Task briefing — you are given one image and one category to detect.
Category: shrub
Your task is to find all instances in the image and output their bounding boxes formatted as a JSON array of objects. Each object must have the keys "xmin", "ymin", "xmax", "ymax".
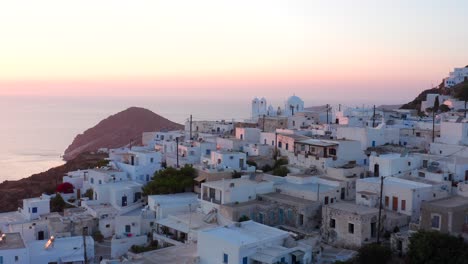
[
  {"xmin": 355, "ymin": 243, "xmax": 392, "ymax": 264},
  {"xmin": 93, "ymin": 231, "xmax": 104, "ymax": 243},
  {"xmin": 84, "ymin": 188, "xmax": 94, "ymax": 200},
  {"xmin": 261, "ymin": 164, "xmax": 273, "ymax": 172},
  {"xmin": 246, "ymin": 160, "xmax": 257, "ymax": 167},
  {"xmin": 238, "ymin": 215, "xmax": 250, "ymax": 222},
  {"xmin": 272, "ymin": 166, "xmax": 289, "ymax": 177}
]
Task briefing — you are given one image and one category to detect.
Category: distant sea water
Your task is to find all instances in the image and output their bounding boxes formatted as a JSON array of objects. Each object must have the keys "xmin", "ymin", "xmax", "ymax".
[{"xmin": 0, "ymin": 96, "xmax": 251, "ymax": 182}]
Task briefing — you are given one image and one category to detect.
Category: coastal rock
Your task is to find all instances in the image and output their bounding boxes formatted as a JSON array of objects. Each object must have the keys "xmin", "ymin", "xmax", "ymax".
[{"xmin": 63, "ymin": 107, "xmax": 183, "ymax": 161}]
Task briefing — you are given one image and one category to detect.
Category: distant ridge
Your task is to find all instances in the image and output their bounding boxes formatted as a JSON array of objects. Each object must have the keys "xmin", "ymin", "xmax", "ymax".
[{"xmin": 63, "ymin": 107, "xmax": 183, "ymax": 161}]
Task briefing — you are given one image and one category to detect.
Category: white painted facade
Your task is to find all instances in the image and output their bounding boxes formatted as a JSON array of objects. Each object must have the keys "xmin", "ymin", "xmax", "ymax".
[
  {"xmin": 356, "ymin": 177, "xmax": 451, "ymax": 221},
  {"xmin": 197, "ymin": 221, "xmax": 300, "ymax": 264},
  {"xmin": 200, "ymin": 177, "xmax": 274, "ymax": 213},
  {"xmin": 19, "ymin": 195, "xmax": 51, "ymax": 221},
  {"xmin": 368, "ymin": 153, "xmax": 421, "ymax": 178},
  {"xmin": 444, "ymin": 66, "xmax": 468, "ymax": 87},
  {"xmin": 236, "ymin": 127, "xmax": 261, "ymax": 143},
  {"xmin": 110, "ymin": 147, "xmax": 162, "ymax": 182},
  {"xmin": 148, "ymin": 193, "xmax": 199, "ymax": 221},
  {"xmin": 336, "ymin": 125, "xmax": 400, "ymax": 150}
]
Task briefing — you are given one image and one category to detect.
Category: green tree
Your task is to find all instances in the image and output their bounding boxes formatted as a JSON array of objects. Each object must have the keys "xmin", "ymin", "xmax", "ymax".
[
  {"xmin": 439, "ymin": 104, "xmax": 451, "ymax": 112},
  {"xmin": 238, "ymin": 215, "xmax": 250, "ymax": 222},
  {"xmin": 232, "ymin": 170, "xmax": 242, "ymax": 179},
  {"xmin": 354, "ymin": 244, "xmax": 392, "ymax": 264},
  {"xmin": 50, "ymin": 193, "xmax": 67, "ymax": 212},
  {"xmin": 454, "ymin": 81, "xmax": 468, "ymax": 118},
  {"xmin": 84, "ymin": 188, "xmax": 94, "ymax": 200},
  {"xmin": 272, "ymin": 166, "xmax": 289, "ymax": 177},
  {"xmin": 142, "ymin": 165, "xmax": 197, "ymax": 195},
  {"xmin": 407, "ymin": 230, "xmax": 468, "ymax": 264}
]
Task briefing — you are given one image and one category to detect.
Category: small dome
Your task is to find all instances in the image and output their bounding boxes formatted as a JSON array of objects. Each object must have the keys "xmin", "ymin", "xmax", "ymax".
[{"xmin": 287, "ymin": 95, "xmax": 302, "ymax": 102}]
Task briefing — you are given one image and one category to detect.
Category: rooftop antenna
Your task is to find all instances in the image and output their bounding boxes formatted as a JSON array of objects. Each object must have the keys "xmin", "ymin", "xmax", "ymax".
[
  {"xmin": 372, "ymin": 105, "xmax": 376, "ymax": 128},
  {"xmin": 189, "ymin": 115, "xmax": 193, "ymax": 140}
]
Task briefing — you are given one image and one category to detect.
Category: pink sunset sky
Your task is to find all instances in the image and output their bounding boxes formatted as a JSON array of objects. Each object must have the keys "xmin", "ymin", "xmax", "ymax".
[{"xmin": 0, "ymin": 0, "xmax": 467, "ymax": 103}]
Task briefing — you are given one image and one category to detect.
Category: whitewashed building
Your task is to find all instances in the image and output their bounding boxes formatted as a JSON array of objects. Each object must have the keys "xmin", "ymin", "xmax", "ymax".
[
  {"xmin": 444, "ymin": 66, "xmax": 468, "ymax": 87},
  {"xmin": 197, "ymin": 221, "xmax": 313, "ymax": 264},
  {"xmin": 356, "ymin": 176, "xmax": 452, "ymax": 221}
]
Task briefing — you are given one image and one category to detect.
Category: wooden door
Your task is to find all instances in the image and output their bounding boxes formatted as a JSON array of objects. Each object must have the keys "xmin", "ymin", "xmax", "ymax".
[{"xmin": 392, "ymin": 196, "xmax": 398, "ymax": 211}]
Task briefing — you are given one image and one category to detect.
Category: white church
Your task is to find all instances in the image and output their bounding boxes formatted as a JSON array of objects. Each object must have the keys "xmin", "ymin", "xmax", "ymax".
[{"xmin": 251, "ymin": 95, "xmax": 305, "ymax": 120}]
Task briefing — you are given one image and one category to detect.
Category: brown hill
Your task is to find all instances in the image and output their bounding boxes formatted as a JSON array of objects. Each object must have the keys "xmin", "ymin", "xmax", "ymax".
[
  {"xmin": 63, "ymin": 107, "xmax": 183, "ymax": 161},
  {"xmin": 0, "ymin": 152, "xmax": 107, "ymax": 212}
]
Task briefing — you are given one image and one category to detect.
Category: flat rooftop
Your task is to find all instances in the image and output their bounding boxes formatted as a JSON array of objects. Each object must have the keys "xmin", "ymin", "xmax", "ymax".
[
  {"xmin": 0, "ymin": 212, "xmax": 27, "ymax": 226},
  {"xmin": 140, "ymin": 243, "xmax": 196, "ymax": 264},
  {"xmin": 328, "ymin": 202, "xmax": 379, "ymax": 215},
  {"xmin": 360, "ymin": 176, "xmax": 432, "ymax": 189},
  {"xmin": 148, "ymin": 193, "xmax": 198, "ymax": 207},
  {"xmin": 203, "ymin": 177, "xmax": 269, "ymax": 189},
  {"xmin": 278, "ymin": 182, "xmax": 335, "ymax": 193},
  {"xmin": 296, "ymin": 139, "xmax": 339, "ymax": 147},
  {"xmin": 260, "ymin": 192, "xmax": 320, "ymax": 206},
  {"xmin": 0, "ymin": 233, "xmax": 26, "ymax": 250},
  {"xmin": 424, "ymin": 195, "xmax": 468, "ymax": 209},
  {"xmin": 200, "ymin": 221, "xmax": 289, "ymax": 246}
]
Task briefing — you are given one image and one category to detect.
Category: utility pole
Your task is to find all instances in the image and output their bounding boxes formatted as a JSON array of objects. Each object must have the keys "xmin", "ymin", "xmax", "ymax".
[
  {"xmin": 274, "ymin": 132, "xmax": 278, "ymax": 161},
  {"xmin": 432, "ymin": 110, "xmax": 435, "ymax": 143},
  {"xmin": 176, "ymin": 137, "xmax": 179, "ymax": 168},
  {"xmin": 376, "ymin": 176, "xmax": 384, "ymax": 244},
  {"xmin": 189, "ymin": 115, "xmax": 193, "ymax": 140},
  {"xmin": 83, "ymin": 227, "xmax": 88, "ymax": 264},
  {"xmin": 372, "ymin": 105, "xmax": 376, "ymax": 128},
  {"xmin": 262, "ymin": 114, "xmax": 266, "ymax": 132},
  {"xmin": 326, "ymin": 104, "xmax": 329, "ymax": 124}
]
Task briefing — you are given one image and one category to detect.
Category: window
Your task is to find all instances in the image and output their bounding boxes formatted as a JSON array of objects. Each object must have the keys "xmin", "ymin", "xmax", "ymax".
[
  {"xmin": 150, "ymin": 158, "xmax": 154, "ymax": 163},
  {"xmin": 15, "ymin": 256, "xmax": 19, "ymax": 262},
  {"xmin": 125, "ymin": 225, "xmax": 131, "ymax": 233},
  {"xmin": 278, "ymin": 142, "xmax": 282, "ymax": 148},
  {"xmin": 330, "ymin": 219, "xmax": 336, "ymax": 228},
  {"xmin": 243, "ymin": 257, "xmax": 248, "ymax": 264},
  {"xmin": 150, "ymin": 222, "xmax": 154, "ymax": 227},
  {"xmin": 106, "ymin": 224, "xmax": 110, "ymax": 228},
  {"xmin": 324, "ymin": 196, "xmax": 329, "ymax": 205},
  {"xmin": 408, "ymin": 162, "xmax": 411, "ymax": 166},
  {"xmin": 431, "ymin": 214, "xmax": 441, "ymax": 230},
  {"xmin": 285, "ymin": 143, "xmax": 289, "ymax": 150},
  {"xmin": 90, "ymin": 178, "xmax": 94, "ymax": 184},
  {"xmin": 98, "ymin": 180, "xmax": 102, "ymax": 185},
  {"xmin": 348, "ymin": 223, "xmax": 355, "ymax": 234},
  {"xmin": 223, "ymin": 253, "xmax": 229, "ymax": 264},
  {"xmin": 401, "ymin": 200, "xmax": 406, "ymax": 211},
  {"xmin": 329, "ymin": 148, "xmax": 337, "ymax": 155},
  {"xmin": 0, "ymin": 256, "xmax": 3, "ymax": 264},
  {"xmin": 32, "ymin": 207, "xmax": 38, "ymax": 214},
  {"xmin": 385, "ymin": 196, "xmax": 389, "ymax": 207}
]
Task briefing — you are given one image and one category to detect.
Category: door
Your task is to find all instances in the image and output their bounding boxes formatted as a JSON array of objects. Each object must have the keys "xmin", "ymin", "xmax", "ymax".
[
  {"xmin": 239, "ymin": 159, "xmax": 244, "ymax": 169},
  {"xmin": 122, "ymin": 195, "xmax": 128, "ymax": 207},
  {"xmin": 392, "ymin": 196, "xmax": 398, "ymax": 211},
  {"xmin": 374, "ymin": 164, "xmax": 380, "ymax": 177},
  {"xmin": 372, "ymin": 140, "xmax": 376, "ymax": 147},
  {"xmin": 465, "ymin": 170, "xmax": 468, "ymax": 181},
  {"xmin": 37, "ymin": 231, "xmax": 45, "ymax": 241},
  {"xmin": 341, "ymin": 188, "xmax": 346, "ymax": 200},
  {"xmin": 371, "ymin": 222, "xmax": 376, "ymax": 238}
]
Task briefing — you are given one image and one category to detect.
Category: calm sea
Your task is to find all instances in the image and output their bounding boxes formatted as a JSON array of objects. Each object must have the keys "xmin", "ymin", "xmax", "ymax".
[{"xmin": 0, "ymin": 96, "xmax": 251, "ymax": 181}]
